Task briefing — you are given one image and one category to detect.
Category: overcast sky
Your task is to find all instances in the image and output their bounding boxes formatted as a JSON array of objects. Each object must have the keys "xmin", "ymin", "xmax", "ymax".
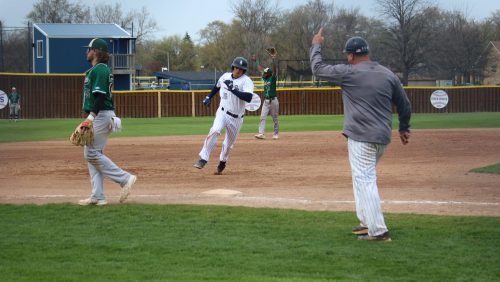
[{"xmin": 1, "ymin": 0, "xmax": 498, "ymax": 41}]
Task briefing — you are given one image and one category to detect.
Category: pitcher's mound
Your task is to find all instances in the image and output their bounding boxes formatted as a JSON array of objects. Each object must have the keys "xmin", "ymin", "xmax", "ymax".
[{"xmin": 202, "ymin": 189, "xmax": 243, "ymax": 196}]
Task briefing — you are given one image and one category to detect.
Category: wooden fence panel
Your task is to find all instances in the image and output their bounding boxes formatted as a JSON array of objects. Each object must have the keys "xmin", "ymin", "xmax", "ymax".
[{"xmin": 1, "ymin": 74, "xmax": 499, "ymax": 118}]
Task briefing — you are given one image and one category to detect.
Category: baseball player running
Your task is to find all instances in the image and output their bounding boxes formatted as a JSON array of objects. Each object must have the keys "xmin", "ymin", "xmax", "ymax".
[
  {"xmin": 255, "ymin": 52, "xmax": 279, "ymax": 140},
  {"xmin": 78, "ymin": 38, "xmax": 136, "ymax": 206},
  {"xmin": 194, "ymin": 57, "xmax": 254, "ymax": 174},
  {"xmin": 310, "ymin": 29, "xmax": 411, "ymax": 241}
]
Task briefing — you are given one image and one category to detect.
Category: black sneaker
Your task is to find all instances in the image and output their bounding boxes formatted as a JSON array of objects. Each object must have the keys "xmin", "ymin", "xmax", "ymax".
[
  {"xmin": 215, "ymin": 161, "xmax": 226, "ymax": 175},
  {"xmin": 352, "ymin": 225, "xmax": 369, "ymax": 235},
  {"xmin": 194, "ymin": 159, "xmax": 207, "ymax": 169},
  {"xmin": 358, "ymin": 231, "xmax": 391, "ymax": 241}
]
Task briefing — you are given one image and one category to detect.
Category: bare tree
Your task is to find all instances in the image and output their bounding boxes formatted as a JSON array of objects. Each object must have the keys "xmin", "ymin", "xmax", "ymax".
[
  {"xmin": 26, "ymin": 0, "xmax": 90, "ymax": 23},
  {"xmin": 198, "ymin": 20, "xmax": 245, "ymax": 72},
  {"xmin": 93, "ymin": 3, "xmax": 133, "ymax": 26},
  {"xmin": 435, "ymin": 12, "xmax": 489, "ymax": 85},
  {"xmin": 376, "ymin": 0, "xmax": 433, "ymax": 85},
  {"xmin": 330, "ymin": 7, "xmax": 385, "ymax": 60},
  {"xmin": 483, "ymin": 9, "xmax": 500, "ymax": 41},
  {"xmin": 231, "ymin": 0, "xmax": 281, "ymax": 75},
  {"xmin": 131, "ymin": 7, "xmax": 158, "ymax": 42},
  {"xmin": 0, "ymin": 26, "xmax": 31, "ymax": 72},
  {"xmin": 271, "ymin": 0, "xmax": 334, "ymax": 80}
]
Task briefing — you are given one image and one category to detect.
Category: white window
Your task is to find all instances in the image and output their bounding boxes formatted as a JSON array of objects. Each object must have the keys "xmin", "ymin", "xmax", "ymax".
[{"xmin": 37, "ymin": 40, "xmax": 43, "ymax": 58}]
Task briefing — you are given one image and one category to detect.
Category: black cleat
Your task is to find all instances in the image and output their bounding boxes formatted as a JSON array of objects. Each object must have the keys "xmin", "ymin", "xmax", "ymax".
[
  {"xmin": 358, "ymin": 231, "xmax": 391, "ymax": 241},
  {"xmin": 194, "ymin": 159, "xmax": 207, "ymax": 169},
  {"xmin": 214, "ymin": 161, "xmax": 226, "ymax": 175},
  {"xmin": 352, "ymin": 225, "xmax": 369, "ymax": 235}
]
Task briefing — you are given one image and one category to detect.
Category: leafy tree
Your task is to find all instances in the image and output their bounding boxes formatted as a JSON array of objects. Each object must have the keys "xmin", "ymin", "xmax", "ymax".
[{"xmin": 177, "ymin": 33, "xmax": 197, "ymax": 71}]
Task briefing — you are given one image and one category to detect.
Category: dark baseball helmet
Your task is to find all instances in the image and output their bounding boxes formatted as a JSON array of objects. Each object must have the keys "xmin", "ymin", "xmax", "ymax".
[
  {"xmin": 231, "ymin": 57, "xmax": 248, "ymax": 70},
  {"xmin": 343, "ymin": 36, "xmax": 369, "ymax": 55},
  {"xmin": 84, "ymin": 38, "xmax": 109, "ymax": 53}
]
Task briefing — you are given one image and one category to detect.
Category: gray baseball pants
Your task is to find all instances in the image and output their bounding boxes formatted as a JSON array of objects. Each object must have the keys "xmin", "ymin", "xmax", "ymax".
[
  {"xmin": 84, "ymin": 110, "xmax": 132, "ymax": 200},
  {"xmin": 258, "ymin": 98, "xmax": 279, "ymax": 135}
]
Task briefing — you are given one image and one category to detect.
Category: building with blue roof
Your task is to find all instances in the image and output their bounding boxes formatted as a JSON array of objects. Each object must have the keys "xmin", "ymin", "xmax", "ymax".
[
  {"xmin": 154, "ymin": 71, "xmax": 224, "ymax": 90},
  {"xmin": 33, "ymin": 23, "xmax": 135, "ymax": 90}
]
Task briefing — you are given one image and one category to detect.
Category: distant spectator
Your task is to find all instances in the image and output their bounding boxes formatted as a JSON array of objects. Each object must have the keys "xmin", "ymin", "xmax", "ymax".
[{"xmin": 181, "ymin": 83, "xmax": 191, "ymax": 90}]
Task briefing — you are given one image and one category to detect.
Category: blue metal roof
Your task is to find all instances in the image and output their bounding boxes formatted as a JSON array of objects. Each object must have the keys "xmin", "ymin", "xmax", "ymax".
[
  {"xmin": 155, "ymin": 71, "xmax": 224, "ymax": 81},
  {"xmin": 34, "ymin": 23, "xmax": 131, "ymax": 38}
]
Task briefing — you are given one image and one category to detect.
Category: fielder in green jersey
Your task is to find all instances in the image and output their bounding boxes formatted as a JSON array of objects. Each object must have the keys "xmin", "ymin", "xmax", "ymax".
[
  {"xmin": 78, "ymin": 38, "xmax": 136, "ymax": 206},
  {"xmin": 255, "ymin": 55, "xmax": 280, "ymax": 140},
  {"xmin": 8, "ymin": 87, "xmax": 21, "ymax": 121}
]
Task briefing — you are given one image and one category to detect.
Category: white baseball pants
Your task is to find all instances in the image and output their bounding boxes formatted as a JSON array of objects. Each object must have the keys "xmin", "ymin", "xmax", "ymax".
[
  {"xmin": 199, "ymin": 109, "xmax": 244, "ymax": 162},
  {"xmin": 348, "ymin": 138, "xmax": 388, "ymax": 236}
]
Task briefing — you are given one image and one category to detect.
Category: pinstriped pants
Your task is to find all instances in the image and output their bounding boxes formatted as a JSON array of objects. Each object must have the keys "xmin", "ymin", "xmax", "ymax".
[
  {"xmin": 348, "ymin": 138, "xmax": 388, "ymax": 236},
  {"xmin": 199, "ymin": 109, "xmax": 244, "ymax": 162}
]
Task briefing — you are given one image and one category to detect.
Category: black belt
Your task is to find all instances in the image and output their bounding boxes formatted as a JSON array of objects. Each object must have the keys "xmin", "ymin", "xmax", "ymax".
[
  {"xmin": 221, "ymin": 107, "xmax": 244, "ymax": 118},
  {"xmin": 265, "ymin": 97, "xmax": 276, "ymax": 101}
]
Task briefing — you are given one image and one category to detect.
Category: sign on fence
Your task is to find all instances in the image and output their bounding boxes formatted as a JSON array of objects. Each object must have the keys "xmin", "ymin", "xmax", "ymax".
[
  {"xmin": 430, "ymin": 90, "xmax": 449, "ymax": 109},
  {"xmin": 0, "ymin": 90, "xmax": 8, "ymax": 109}
]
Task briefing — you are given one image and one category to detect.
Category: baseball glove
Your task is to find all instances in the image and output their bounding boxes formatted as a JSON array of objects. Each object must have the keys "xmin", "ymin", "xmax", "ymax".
[
  {"xmin": 266, "ymin": 47, "xmax": 277, "ymax": 58},
  {"xmin": 69, "ymin": 120, "xmax": 94, "ymax": 146}
]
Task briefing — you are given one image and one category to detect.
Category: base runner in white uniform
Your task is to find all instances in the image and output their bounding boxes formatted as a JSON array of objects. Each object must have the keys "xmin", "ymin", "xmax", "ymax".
[
  {"xmin": 194, "ymin": 57, "xmax": 254, "ymax": 174},
  {"xmin": 311, "ymin": 29, "xmax": 411, "ymax": 241}
]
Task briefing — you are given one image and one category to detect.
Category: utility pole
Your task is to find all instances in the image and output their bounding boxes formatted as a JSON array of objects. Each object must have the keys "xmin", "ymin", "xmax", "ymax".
[
  {"xmin": 0, "ymin": 20, "xmax": 4, "ymax": 72},
  {"xmin": 27, "ymin": 22, "xmax": 32, "ymax": 72}
]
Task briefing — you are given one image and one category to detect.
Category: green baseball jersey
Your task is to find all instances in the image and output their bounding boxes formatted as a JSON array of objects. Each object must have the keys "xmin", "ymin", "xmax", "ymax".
[
  {"xmin": 8, "ymin": 92, "xmax": 20, "ymax": 104},
  {"xmin": 82, "ymin": 63, "xmax": 114, "ymax": 113},
  {"xmin": 263, "ymin": 75, "xmax": 277, "ymax": 99}
]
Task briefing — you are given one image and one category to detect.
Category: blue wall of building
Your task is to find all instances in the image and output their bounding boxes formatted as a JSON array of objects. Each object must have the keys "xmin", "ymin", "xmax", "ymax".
[
  {"xmin": 33, "ymin": 29, "xmax": 47, "ymax": 73},
  {"xmin": 32, "ymin": 28, "xmax": 134, "ymax": 90},
  {"xmin": 49, "ymin": 38, "xmax": 95, "ymax": 73}
]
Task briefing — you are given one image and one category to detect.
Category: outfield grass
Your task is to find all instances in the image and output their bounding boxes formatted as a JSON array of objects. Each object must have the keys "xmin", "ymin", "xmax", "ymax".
[
  {"xmin": 1, "ymin": 112, "xmax": 499, "ymax": 143},
  {"xmin": 0, "ymin": 204, "xmax": 498, "ymax": 281}
]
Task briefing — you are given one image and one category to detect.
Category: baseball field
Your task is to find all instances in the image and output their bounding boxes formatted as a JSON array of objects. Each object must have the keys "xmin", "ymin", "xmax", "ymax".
[{"xmin": 1, "ymin": 112, "xmax": 499, "ymax": 281}]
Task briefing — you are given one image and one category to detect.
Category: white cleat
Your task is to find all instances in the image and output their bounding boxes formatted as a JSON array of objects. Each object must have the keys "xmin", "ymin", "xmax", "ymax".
[
  {"xmin": 255, "ymin": 134, "xmax": 265, "ymax": 139},
  {"xmin": 78, "ymin": 197, "xmax": 107, "ymax": 206},
  {"xmin": 272, "ymin": 134, "xmax": 279, "ymax": 140},
  {"xmin": 120, "ymin": 175, "xmax": 137, "ymax": 203}
]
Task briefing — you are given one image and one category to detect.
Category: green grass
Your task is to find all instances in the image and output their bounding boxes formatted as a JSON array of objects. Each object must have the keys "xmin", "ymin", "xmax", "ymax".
[
  {"xmin": 0, "ymin": 204, "xmax": 498, "ymax": 281},
  {"xmin": 470, "ymin": 163, "xmax": 500, "ymax": 174},
  {"xmin": 1, "ymin": 112, "xmax": 499, "ymax": 143}
]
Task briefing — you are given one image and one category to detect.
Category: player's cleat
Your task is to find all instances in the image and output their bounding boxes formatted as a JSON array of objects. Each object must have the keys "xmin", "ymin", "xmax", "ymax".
[
  {"xmin": 214, "ymin": 161, "xmax": 226, "ymax": 175},
  {"xmin": 78, "ymin": 197, "xmax": 107, "ymax": 206},
  {"xmin": 120, "ymin": 174, "xmax": 136, "ymax": 203},
  {"xmin": 358, "ymin": 231, "xmax": 391, "ymax": 241},
  {"xmin": 352, "ymin": 225, "xmax": 369, "ymax": 235},
  {"xmin": 255, "ymin": 134, "xmax": 265, "ymax": 139},
  {"xmin": 194, "ymin": 159, "xmax": 207, "ymax": 169},
  {"xmin": 272, "ymin": 134, "xmax": 279, "ymax": 140}
]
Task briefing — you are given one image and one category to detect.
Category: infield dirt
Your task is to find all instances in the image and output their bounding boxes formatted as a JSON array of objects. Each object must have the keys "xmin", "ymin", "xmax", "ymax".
[{"xmin": 1, "ymin": 129, "xmax": 499, "ymax": 216}]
